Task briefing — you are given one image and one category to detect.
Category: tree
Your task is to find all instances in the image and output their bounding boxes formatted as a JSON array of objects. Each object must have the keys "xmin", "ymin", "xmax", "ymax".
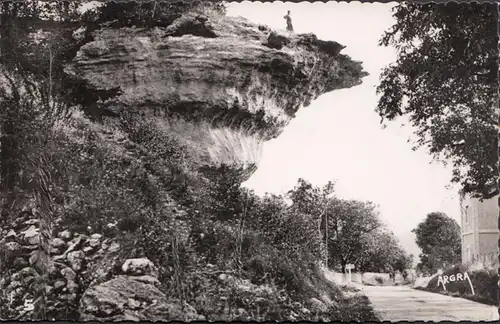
[
  {"xmin": 412, "ymin": 212, "xmax": 461, "ymax": 274},
  {"xmin": 287, "ymin": 178, "xmax": 335, "ymax": 263},
  {"xmin": 325, "ymin": 198, "xmax": 382, "ymax": 272},
  {"xmin": 356, "ymin": 227, "xmax": 410, "ymax": 273},
  {"xmin": 377, "ymin": 3, "xmax": 498, "ymax": 199}
]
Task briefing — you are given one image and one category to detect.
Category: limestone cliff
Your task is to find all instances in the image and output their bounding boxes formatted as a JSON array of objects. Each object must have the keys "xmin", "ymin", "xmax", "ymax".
[{"xmin": 64, "ymin": 12, "xmax": 367, "ymax": 178}]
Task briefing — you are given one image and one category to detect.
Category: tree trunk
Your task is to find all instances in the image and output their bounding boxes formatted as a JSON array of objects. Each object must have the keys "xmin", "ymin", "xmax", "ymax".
[{"xmin": 0, "ymin": 117, "xmax": 18, "ymax": 214}]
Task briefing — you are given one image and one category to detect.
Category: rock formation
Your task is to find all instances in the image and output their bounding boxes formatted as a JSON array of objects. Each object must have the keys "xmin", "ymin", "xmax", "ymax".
[
  {"xmin": 64, "ymin": 12, "xmax": 367, "ymax": 179},
  {"xmin": 79, "ymin": 258, "xmax": 204, "ymax": 321}
]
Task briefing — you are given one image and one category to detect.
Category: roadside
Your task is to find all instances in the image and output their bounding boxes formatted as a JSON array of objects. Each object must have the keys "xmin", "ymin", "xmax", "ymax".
[
  {"xmin": 333, "ymin": 284, "xmax": 380, "ymax": 321},
  {"xmin": 359, "ymin": 284, "xmax": 498, "ymax": 321},
  {"xmin": 415, "ymin": 265, "xmax": 498, "ymax": 307},
  {"xmin": 321, "ymin": 267, "xmax": 380, "ymax": 321}
]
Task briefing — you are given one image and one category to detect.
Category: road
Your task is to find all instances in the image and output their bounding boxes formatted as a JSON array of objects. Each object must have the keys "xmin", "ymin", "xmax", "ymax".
[{"xmin": 356, "ymin": 284, "xmax": 499, "ymax": 321}]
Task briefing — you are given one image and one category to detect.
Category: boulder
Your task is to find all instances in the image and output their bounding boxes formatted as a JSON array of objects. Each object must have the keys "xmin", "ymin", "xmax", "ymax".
[
  {"xmin": 51, "ymin": 238, "xmax": 67, "ymax": 249},
  {"xmin": 121, "ymin": 258, "xmax": 158, "ymax": 277},
  {"xmin": 301, "ymin": 307, "xmax": 311, "ymax": 315},
  {"xmin": 29, "ymin": 251, "xmax": 39, "ymax": 266},
  {"xmin": 308, "ymin": 297, "xmax": 328, "ymax": 313},
  {"xmin": 19, "ymin": 267, "xmax": 38, "ymax": 278},
  {"xmin": 108, "ymin": 242, "xmax": 120, "ymax": 253},
  {"xmin": 54, "ymin": 279, "xmax": 66, "ymax": 291},
  {"xmin": 46, "ymin": 285, "xmax": 54, "ymax": 295},
  {"xmin": 21, "ymin": 225, "xmax": 39, "ymax": 245},
  {"xmin": 24, "ymin": 244, "xmax": 39, "ymax": 251},
  {"xmin": 264, "ymin": 31, "xmax": 290, "ymax": 50},
  {"xmin": 79, "ymin": 276, "xmax": 205, "ymax": 321},
  {"xmin": 24, "ymin": 219, "xmax": 40, "ymax": 226},
  {"xmin": 5, "ymin": 229, "xmax": 17, "ymax": 240},
  {"xmin": 6, "ymin": 280, "xmax": 22, "ymax": 292},
  {"xmin": 13, "ymin": 257, "xmax": 29, "ymax": 270},
  {"xmin": 130, "ymin": 275, "xmax": 160, "ymax": 287},
  {"xmin": 4, "ymin": 241, "xmax": 23, "ymax": 259},
  {"xmin": 72, "ymin": 26, "xmax": 87, "ymax": 42},
  {"xmin": 58, "ymin": 230, "xmax": 73, "ymax": 241},
  {"xmin": 67, "ymin": 280, "xmax": 79, "ymax": 293},
  {"xmin": 61, "ymin": 267, "xmax": 77, "ymax": 282},
  {"xmin": 88, "ymin": 238, "xmax": 100, "ymax": 249},
  {"xmin": 67, "ymin": 250, "xmax": 86, "ymax": 271}
]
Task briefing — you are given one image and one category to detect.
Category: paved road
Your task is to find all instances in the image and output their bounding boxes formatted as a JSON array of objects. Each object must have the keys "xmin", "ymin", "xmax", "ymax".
[{"xmin": 357, "ymin": 284, "xmax": 499, "ymax": 321}]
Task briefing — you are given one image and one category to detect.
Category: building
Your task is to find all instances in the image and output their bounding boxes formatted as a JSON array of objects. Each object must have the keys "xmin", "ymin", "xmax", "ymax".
[{"xmin": 459, "ymin": 193, "xmax": 499, "ymax": 266}]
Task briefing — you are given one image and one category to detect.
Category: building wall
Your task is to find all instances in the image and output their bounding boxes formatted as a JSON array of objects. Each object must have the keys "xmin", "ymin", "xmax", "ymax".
[
  {"xmin": 478, "ymin": 233, "xmax": 498, "ymax": 265},
  {"xmin": 460, "ymin": 194, "xmax": 478, "ymax": 264},
  {"xmin": 460, "ymin": 195, "xmax": 475, "ymax": 233},
  {"xmin": 460, "ymin": 194, "xmax": 499, "ymax": 265},
  {"xmin": 461, "ymin": 233, "xmax": 474, "ymax": 264},
  {"xmin": 477, "ymin": 197, "xmax": 498, "ymax": 230}
]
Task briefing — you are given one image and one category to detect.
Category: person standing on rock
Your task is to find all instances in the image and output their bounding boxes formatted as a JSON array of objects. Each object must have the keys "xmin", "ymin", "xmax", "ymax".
[{"xmin": 284, "ymin": 10, "xmax": 293, "ymax": 32}]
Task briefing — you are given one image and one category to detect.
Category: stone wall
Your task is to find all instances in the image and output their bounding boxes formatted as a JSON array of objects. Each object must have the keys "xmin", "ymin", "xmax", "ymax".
[{"xmin": 0, "ymin": 209, "xmax": 123, "ymax": 320}]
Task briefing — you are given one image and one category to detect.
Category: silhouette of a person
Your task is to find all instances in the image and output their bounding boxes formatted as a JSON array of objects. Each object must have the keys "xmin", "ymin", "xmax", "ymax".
[{"xmin": 284, "ymin": 10, "xmax": 293, "ymax": 32}]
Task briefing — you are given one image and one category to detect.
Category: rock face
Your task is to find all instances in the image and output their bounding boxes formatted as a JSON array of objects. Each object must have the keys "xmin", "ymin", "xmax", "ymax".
[{"xmin": 65, "ymin": 12, "xmax": 367, "ymax": 179}]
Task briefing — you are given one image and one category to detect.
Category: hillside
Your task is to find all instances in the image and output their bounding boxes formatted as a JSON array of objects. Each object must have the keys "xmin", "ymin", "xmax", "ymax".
[{"xmin": 0, "ymin": 3, "xmax": 370, "ymax": 321}]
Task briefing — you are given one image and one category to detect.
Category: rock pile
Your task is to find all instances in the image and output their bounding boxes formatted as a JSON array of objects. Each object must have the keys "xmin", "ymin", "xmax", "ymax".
[
  {"xmin": 0, "ymin": 212, "xmax": 122, "ymax": 320},
  {"xmin": 78, "ymin": 257, "xmax": 205, "ymax": 321},
  {"xmin": 1, "ymin": 212, "xmax": 203, "ymax": 321}
]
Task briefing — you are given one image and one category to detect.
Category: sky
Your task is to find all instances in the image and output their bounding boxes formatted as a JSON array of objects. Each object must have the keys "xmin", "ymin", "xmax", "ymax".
[{"xmin": 226, "ymin": 1, "xmax": 461, "ymax": 259}]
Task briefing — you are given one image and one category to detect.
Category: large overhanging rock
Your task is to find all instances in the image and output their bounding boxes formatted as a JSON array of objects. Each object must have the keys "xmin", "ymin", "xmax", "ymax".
[{"xmin": 64, "ymin": 12, "xmax": 368, "ymax": 179}]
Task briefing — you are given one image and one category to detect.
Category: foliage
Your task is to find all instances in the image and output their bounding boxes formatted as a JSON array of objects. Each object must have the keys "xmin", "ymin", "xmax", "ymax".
[
  {"xmin": 325, "ymin": 198, "xmax": 382, "ymax": 272},
  {"xmin": 94, "ymin": 1, "xmax": 226, "ymax": 29},
  {"xmin": 412, "ymin": 212, "xmax": 461, "ymax": 274},
  {"xmin": 357, "ymin": 227, "xmax": 412, "ymax": 273},
  {"xmin": 377, "ymin": 3, "xmax": 498, "ymax": 198}
]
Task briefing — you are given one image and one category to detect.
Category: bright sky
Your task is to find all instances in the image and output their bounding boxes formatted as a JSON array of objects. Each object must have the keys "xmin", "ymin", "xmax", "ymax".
[{"xmin": 226, "ymin": 1, "xmax": 461, "ymax": 259}]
